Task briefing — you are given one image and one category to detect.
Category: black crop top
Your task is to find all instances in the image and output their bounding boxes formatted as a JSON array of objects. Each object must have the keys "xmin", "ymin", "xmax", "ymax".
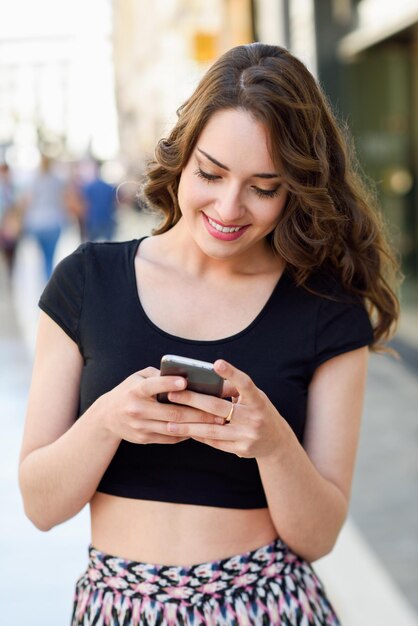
[{"xmin": 39, "ymin": 239, "xmax": 373, "ymax": 509}]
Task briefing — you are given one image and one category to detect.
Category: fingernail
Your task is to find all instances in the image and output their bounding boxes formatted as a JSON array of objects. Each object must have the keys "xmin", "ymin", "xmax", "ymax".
[
  {"xmin": 175, "ymin": 378, "xmax": 186, "ymax": 388},
  {"xmin": 216, "ymin": 360, "xmax": 227, "ymax": 372},
  {"xmin": 215, "ymin": 417, "xmax": 225, "ymax": 425}
]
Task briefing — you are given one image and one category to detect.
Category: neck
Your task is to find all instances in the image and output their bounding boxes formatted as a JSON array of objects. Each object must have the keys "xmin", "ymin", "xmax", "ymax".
[{"xmin": 158, "ymin": 219, "xmax": 281, "ymax": 279}]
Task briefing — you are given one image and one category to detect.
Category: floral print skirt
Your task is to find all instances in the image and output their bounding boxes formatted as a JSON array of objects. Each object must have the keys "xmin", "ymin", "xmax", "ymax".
[{"xmin": 71, "ymin": 539, "xmax": 341, "ymax": 625}]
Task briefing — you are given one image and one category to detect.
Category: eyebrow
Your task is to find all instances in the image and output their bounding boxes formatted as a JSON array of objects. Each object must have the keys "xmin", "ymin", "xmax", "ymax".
[{"xmin": 197, "ymin": 148, "xmax": 280, "ymax": 179}]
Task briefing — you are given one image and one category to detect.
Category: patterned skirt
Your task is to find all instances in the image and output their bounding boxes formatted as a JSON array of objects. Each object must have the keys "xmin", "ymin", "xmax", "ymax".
[{"xmin": 71, "ymin": 539, "xmax": 341, "ymax": 626}]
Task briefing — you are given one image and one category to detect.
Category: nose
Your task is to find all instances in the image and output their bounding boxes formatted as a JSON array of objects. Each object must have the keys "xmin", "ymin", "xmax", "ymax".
[{"xmin": 215, "ymin": 182, "xmax": 246, "ymax": 224}]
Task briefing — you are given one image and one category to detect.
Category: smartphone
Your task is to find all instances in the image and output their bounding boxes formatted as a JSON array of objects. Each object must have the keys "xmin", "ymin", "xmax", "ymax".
[{"xmin": 157, "ymin": 354, "xmax": 224, "ymax": 403}]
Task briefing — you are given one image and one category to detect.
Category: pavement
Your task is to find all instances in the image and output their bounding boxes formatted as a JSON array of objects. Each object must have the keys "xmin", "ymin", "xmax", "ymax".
[{"xmin": 1, "ymin": 206, "xmax": 417, "ymax": 625}]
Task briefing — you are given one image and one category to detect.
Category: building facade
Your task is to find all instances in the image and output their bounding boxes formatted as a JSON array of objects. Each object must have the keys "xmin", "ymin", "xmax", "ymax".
[{"xmin": 335, "ymin": 0, "xmax": 418, "ymax": 288}]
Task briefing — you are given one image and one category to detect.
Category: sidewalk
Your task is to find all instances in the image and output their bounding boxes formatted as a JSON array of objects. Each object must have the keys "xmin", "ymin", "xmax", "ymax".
[
  {"xmin": 316, "ymin": 521, "xmax": 418, "ymax": 625},
  {"xmin": 1, "ymin": 209, "xmax": 417, "ymax": 625},
  {"xmin": 397, "ymin": 307, "xmax": 418, "ymax": 350}
]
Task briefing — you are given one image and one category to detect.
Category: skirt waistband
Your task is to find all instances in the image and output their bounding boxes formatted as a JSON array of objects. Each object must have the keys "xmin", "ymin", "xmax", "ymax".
[
  {"xmin": 72, "ymin": 539, "xmax": 341, "ymax": 625},
  {"xmin": 85, "ymin": 538, "xmax": 301, "ymax": 601}
]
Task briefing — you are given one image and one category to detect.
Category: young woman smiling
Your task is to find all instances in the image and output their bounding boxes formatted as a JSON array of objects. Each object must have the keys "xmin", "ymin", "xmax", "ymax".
[{"xmin": 20, "ymin": 43, "xmax": 399, "ymax": 625}]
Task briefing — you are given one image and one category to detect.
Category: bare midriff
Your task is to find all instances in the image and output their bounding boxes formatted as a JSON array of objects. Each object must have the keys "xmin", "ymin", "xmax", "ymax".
[{"xmin": 90, "ymin": 492, "xmax": 278, "ymax": 566}]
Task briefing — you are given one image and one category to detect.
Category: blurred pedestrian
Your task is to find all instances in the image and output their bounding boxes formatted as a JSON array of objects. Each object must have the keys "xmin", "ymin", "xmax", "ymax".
[
  {"xmin": 20, "ymin": 43, "xmax": 400, "ymax": 626},
  {"xmin": 22, "ymin": 154, "xmax": 67, "ymax": 280},
  {"xmin": 81, "ymin": 160, "xmax": 116, "ymax": 242},
  {"xmin": 0, "ymin": 162, "xmax": 21, "ymax": 279},
  {"xmin": 64, "ymin": 161, "xmax": 87, "ymax": 242}
]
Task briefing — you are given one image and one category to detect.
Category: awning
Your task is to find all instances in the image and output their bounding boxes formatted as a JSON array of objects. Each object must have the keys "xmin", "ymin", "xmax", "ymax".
[{"xmin": 338, "ymin": 6, "xmax": 418, "ymax": 61}]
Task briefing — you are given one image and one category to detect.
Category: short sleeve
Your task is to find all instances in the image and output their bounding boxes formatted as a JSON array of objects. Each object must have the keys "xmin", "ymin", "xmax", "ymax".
[
  {"xmin": 38, "ymin": 244, "xmax": 87, "ymax": 347},
  {"xmin": 314, "ymin": 296, "xmax": 374, "ymax": 369}
]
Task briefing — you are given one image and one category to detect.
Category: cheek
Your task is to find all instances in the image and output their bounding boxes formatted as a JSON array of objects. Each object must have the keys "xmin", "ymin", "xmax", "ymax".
[
  {"xmin": 178, "ymin": 176, "xmax": 213, "ymax": 214},
  {"xmin": 259, "ymin": 192, "xmax": 288, "ymax": 227}
]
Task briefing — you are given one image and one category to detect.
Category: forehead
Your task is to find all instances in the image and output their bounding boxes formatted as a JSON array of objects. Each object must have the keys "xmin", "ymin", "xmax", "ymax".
[{"xmin": 196, "ymin": 108, "xmax": 276, "ymax": 171}]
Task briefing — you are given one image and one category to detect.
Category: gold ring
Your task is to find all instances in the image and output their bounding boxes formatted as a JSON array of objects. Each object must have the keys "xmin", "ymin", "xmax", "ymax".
[{"xmin": 224, "ymin": 402, "xmax": 235, "ymax": 424}]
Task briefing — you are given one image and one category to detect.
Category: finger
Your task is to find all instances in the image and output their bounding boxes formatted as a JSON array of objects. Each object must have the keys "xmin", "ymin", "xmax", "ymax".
[
  {"xmin": 221, "ymin": 380, "xmax": 239, "ymax": 399},
  {"xmin": 144, "ymin": 435, "xmax": 191, "ymax": 444},
  {"xmin": 166, "ymin": 421, "xmax": 237, "ymax": 440},
  {"xmin": 214, "ymin": 360, "xmax": 255, "ymax": 400},
  {"xmin": 144, "ymin": 402, "xmax": 225, "ymax": 425},
  {"xmin": 193, "ymin": 436, "xmax": 244, "ymax": 456},
  {"xmin": 126, "ymin": 433, "xmax": 189, "ymax": 444},
  {"xmin": 133, "ymin": 417, "xmax": 227, "ymax": 438},
  {"xmin": 145, "ymin": 435, "xmax": 189, "ymax": 444},
  {"xmin": 136, "ymin": 366, "xmax": 160, "ymax": 378},
  {"xmin": 155, "ymin": 436, "xmax": 189, "ymax": 444},
  {"xmin": 137, "ymin": 375, "xmax": 187, "ymax": 398},
  {"xmin": 167, "ymin": 389, "xmax": 232, "ymax": 420}
]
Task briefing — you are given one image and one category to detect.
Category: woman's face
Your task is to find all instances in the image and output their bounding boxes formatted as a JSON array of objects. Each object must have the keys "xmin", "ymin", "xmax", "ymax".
[{"xmin": 177, "ymin": 108, "xmax": 288, "ymax": 260}]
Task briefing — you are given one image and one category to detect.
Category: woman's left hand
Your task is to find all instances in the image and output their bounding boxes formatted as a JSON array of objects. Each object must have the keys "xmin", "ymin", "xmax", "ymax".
[{"xmin": 166, "ymin": 359, "xmax": 285, "ymax": 459}]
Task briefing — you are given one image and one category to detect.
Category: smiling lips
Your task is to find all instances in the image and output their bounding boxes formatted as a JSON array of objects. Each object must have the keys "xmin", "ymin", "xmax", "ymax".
[
  {"xmin": 203, "ymin": 213, "xmax": 249, "ymax": 241},
  {"xmin": 207, "ymin": 216, "xmax": 241, "ymax": 233}
]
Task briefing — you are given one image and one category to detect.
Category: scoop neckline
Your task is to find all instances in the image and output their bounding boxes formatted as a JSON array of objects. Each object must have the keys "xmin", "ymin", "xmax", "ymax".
[{"xmin": 130, "ymin": 236, "xmax": 290, "ymax": 345}]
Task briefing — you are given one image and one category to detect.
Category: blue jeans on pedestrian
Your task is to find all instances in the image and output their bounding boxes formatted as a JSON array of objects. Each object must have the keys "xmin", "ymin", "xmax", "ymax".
[{"xmin": 31, "ymin": 226, "xmax": 61, "ymax": 280}]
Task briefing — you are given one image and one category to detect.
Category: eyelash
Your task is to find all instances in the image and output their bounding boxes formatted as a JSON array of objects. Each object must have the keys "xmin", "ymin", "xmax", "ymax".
[{"xmin": 193, "ymin": 168, "xmax": 281, "ymax": 200}]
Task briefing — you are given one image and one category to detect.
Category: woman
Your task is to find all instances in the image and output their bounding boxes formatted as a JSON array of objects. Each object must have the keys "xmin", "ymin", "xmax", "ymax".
[{"xmin": 19, "ymin": 43, "xmax": 399, "ymax": 625}]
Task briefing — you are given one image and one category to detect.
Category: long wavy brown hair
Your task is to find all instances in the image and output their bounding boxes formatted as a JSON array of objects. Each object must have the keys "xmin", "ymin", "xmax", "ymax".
[{"xmin": 143, "ymin": 42, "xmax": 400, "ymax": 350}]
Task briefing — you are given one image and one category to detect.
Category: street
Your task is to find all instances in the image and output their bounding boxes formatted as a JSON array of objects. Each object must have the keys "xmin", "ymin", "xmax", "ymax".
[{"xmin": 1, "ymin": 208, "xmax": 417, "ymax": 625}]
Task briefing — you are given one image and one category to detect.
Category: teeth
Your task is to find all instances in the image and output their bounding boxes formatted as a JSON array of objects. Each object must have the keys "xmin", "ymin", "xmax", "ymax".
[{"xmin": 207, "ymin": 217, "xmax": 242, "ymax": 233}]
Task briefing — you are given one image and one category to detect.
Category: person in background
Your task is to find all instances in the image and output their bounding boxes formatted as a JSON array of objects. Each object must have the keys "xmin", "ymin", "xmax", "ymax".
[
  {"xmin": 81, "ymin": 159, "xmax": 116, "ymax": 242},
  {"xmin": 22, "ymin": 154, "xmax": 67, "ymax": 280},
  {"xmin": 0, "ymin": 162, "xmax": 21, "ymax": 280},
  {"xmin": 64, "ymin": 161, "xmax": 87, "ymax": 243},
  {"xmin": 19, "ymin": 43, "xmax": 400, "ymax": 625}
]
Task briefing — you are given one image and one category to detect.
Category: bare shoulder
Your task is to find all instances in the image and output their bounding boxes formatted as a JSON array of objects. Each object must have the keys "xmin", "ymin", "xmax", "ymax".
[{"xmin": 136, "ymin": 233, "xmax": 173, "ymax": 265}]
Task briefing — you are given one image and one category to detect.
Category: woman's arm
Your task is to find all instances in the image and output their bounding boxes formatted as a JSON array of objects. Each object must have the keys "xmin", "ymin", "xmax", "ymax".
[
  {"xmin": 19, "ymin": 312, "xmax": 121, "ymax": 531},
  {"xmin": 163, "ymin": 347, "xmax": 369, "ymax": 563},
  {"xmin": 256, "ymin": 347, "xmax": 369, "ymax": 562}
]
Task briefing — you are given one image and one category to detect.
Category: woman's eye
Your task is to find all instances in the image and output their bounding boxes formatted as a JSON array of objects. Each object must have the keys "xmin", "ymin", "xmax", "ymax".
[
  {"xmin": 253, "ymin": 186, "xmax": 281, "ymax": 199},
  {"xmin": 193, "ymin": 168, "xmax": 280, "ymax": 198},
  {"xmin": 194, "ymin": 168, "xmax": 220, "ymax": 182}
]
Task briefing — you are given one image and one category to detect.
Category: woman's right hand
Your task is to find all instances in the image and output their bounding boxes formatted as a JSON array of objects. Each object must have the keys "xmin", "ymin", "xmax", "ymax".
[{"xmin": 97, "ymin": 366, "xmax": 225, "ymax": 445}]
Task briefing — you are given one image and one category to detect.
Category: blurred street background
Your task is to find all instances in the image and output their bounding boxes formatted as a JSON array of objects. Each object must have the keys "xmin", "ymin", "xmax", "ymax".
[{"xmin": 1, "ymin": 1, "xmax": 418, "ymax": 624}]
